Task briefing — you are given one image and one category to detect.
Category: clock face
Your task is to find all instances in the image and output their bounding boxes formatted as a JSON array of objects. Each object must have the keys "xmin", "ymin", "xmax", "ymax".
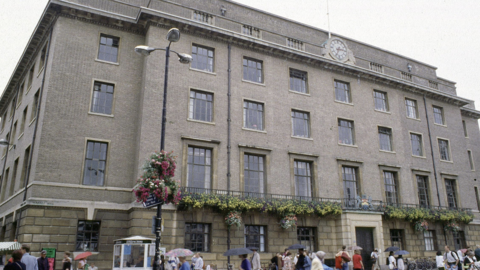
[{"xmin": 330, "ymin": 39, "xmax": 348, "ymax": 61}]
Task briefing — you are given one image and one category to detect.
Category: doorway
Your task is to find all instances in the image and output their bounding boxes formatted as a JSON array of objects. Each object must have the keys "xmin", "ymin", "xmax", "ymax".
[{"xmin": 356, "ymin": 227, "xmax": 375, "ymax": 270}]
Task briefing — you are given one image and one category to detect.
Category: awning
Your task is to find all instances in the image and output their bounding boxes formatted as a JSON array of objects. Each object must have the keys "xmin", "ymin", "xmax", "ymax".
[{"xmin": 0, "ymin": 242, "xmax": 21, "ymax": 252}]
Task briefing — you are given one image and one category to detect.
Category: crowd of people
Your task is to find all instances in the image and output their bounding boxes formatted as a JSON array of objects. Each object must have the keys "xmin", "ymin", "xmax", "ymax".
[{"xmin": 161, "ymin": 252, "xmax": 205, "ymax": 270}]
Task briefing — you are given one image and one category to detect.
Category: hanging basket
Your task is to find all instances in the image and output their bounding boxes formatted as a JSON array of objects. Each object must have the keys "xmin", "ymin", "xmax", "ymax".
[
  {"xmin": 279, "ymin": 213, "xmax": 297, "ymax": 230},
  {"xmin": 414, "ymin": 220, "xmax": 428, "ymax": 232},
  {"xmin": 225, "ymin": 211, "xmax": 242, "ymax": 228}
]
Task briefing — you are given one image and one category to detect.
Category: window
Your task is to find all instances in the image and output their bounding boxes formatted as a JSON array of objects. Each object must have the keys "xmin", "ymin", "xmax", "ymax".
[
  {"xmin": 185, "ymin": 223, "xmax": 210, "ymax": 252},
  {"xmin": 378, "ymin": 127, "xmax": 393, "ymax": 151},
  {"xmin": 438, "ymin": 139, "xmax": 451, "ymax": 161},
  {"xmin": 76, "ymin": 220, "xmax": 100, "ymax": 251},
  {"xmin": 390, "ymin": 230, "xmax": 404, "ymax": 250},
  {"xmin": 242, "ymin": 25, "xmax": 260, "ymax": 38},
  {"xmin": 290, "ymin": 69, "xmax": 308, "ymax": 93},
  {"xmin": 1, "ymin": 112, "xmax": 6, "ymax": 131},
  {"xmin": 384, "ymin": 171, "xmax": 398, "ymax": 204},
  {"xmin": 244, "ymin": 225, "xmax": 265, "ymax": 252},
  {"xmin": 445, "ymin": 179, "xmax": 458, "ymax": 209},
  {"xmin": 417, "ymin": 175, "xmax": 430, "ymax": 207},
  {"xmin": 9, "ymin": 222, "xmax": 16, "ymax": 242},
  {"xmin": 20, "ymin": 107, "xmax": 27, "ymax": 135},
  {"xmin": 9, "ymin": 102, "xmax": 14, "ymax": 119},
  {"xmin": 410, "ymin": 133, "xmax": 423, "ymax": 156},
  {"xmin": 433, "ymin": 106, "xmax": 444, "ymax": 125},
  {"xmin": 343, "ymin": 166, "xmax": 359, "ymax": 206},
  {"xmin": 335, "ymin": 80, "xmax": 351, "ymax": 103},
  {"xmin": 244, "ymin": 154, "xmax": 265, "ymax": 194},
  {"xmin": 373, "ymin": 91, "xmax": 388, "ymax": 112},
  {"xmin": 97, "ymin": 34, "xmax": 119, "ymax": 62},
  {"xmin": 370, "ymin": 62, "xmax": 383, "ymax": 73},
  {"xmin": 287, "ymin": 38, "xmax": 304, "ymax": 50},
  {"xmin": 338, "ymin": 119, "xmax": 354, "ymax": 145},
  {"xmin": 17, "ymin": 83, "xmax": 24, "ymax": 106},
  {"xmin": 243, "ymin": 57, "xmax": 263, "ymax": 83},
  {"xmin": 19, "ymin": 146, "xmax": 30, "ymax": 189},
  {"xmin": 243, "ymin": 101, "xmax": 264, "ymax": 130},
  {"xmin": 424, "ymin": 231, "xmax": 437, "ymax": 251},
  {"xmin": 0, "ymin": 168, "xmax": 9, "ymax": 201},
  {"xmin": 83, "ymin": 141, "xmax": 108, "ymax": 186},
  {"xmin": 463, "ymin": 120, "xmax": 468, "ymax": 137},
  {"xmin": 291, "ymin": 111, "xmax": 310, "ymax": 138},
  {"xmin": 468, "ymin": 150, "xmax": 475, "ymax": 170},
  {"xmin": 191, "ymin": 44, "xmax": 214, "ymax": 72},
  {"xmin": 27, "ymin": 66, "xmax": 34, "ymax": 90},
  {"xmin": 297, "ymin": 227, "xmax": 316, "ymax": 252},
  {"xmin": 39, "ymin": 43, "xmax": 47, "ymax": 70},
  {"xmin": 2, "ymin": 133, "xmax": 9, "ymax": 157},
  {"xmin": 475, "ymin": 187, "xmax": 480, "ymax": 211},
  {"xmin": 405, "ymin": 99, "xmax": 418, "ymax": 119},
  {"xmin": 193, "ymin": 11, "xmax": 213, "ymax": 24},
  {"xmin": 91, "ymin": 82, "xmax": 114, "ymax": 115},
  {"xmin": 9, "ymin": 159, "xmax": 19, "ymax": 196},
  {"xmin": 187, "ymin": 147, "xmax": 212, "ymax": 189},
  {"xmin": 294, "ymin": 161, "xmax": 312, "ymax": 198},
  {"xmin": 31, "ymin": 90, "xmax": 39, "ymax": 121},
  {"xmin": 11, "ymin": 122, "xmax": 17, "ymax": 143},
  {"xmin": 452, "ymin": 231, "xmax": 465, "ymax": 251},
  {"xmin": 189, "ymin": 90, "xmax": 213, "ymax": 122}
]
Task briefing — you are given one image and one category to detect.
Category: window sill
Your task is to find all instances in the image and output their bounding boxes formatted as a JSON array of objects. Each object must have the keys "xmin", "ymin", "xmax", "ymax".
[
  {"xmin": 338, "ymin": 143, "xmax": 358, "ymax": 148},
  {"xmin": 36, "ymin": 66, "xmax": 45, "ymax": 78},
  {"xmin": 242, "ymin": 127, "xmax": 267, "ymax": 134},
  {"xmin": 412, "ymin": 155, "xmax": 426, "ymax": 159},
  {"xmin": 434, "ymin": 123, "xmax": 447, "ymax": 128},
  {"xmin": 94, "ymin": 59, "xmax": 119, "ymax": 66},
  {"xmin": 26, "ymin": 85, "xmax": 32, "ymax": 94},
  {"xmin": 88, "ymin": 112, "xmax": 114, "ymax": 118},
  {"xmin": 374, "ymin": 109, "xmax": 391, "ymax": 114},
  {"xmin": 16, "ymin": 101, "xmax": 22, "ymax": 110},
  {"xmin": 17, "ymin": 133, "xmax": 24, "ymax": 141},
  {"xmin": 334, "ymin": 100, "xmax": 354, "ymax": 106},
  {"xmin": 187, "ymin": 118, "xmax": 215, "ymax": 125},
  {"xmin": 189, "ymin": 67, "xmax": 216, "ymax": 76},
  {"xmin": 440, "ymin": 159, "xmax": 453, "ymax": 163},
  {"xmin": 406, "ymin": 116, "xmax": 421, "ymax": 121},
  {"xmin": 241, "ymin": 79, "xmax": 265, "ymax": 87},
  {"xmin": 379, "ymin": 149, "xmax": 396, "ymax": 154},
  {"xmin": 288, "ymin": 90, "xmax": 310, "ymax": 96},
  {"xmin": 291, "ymin": 136, "xmax": 313, "ymax": 141},
  {"xmin": 29, "ymin": 118, "xmax": 36, "ymax": 127}
]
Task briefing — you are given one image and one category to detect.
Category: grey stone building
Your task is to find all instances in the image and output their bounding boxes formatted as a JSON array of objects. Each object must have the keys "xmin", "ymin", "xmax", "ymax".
[{"xmin": 1, "ymin": 0, "xmax": 480, "ymax": 269}]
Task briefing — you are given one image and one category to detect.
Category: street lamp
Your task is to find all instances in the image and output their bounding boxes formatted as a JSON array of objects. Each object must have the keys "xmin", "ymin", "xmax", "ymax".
[
  {"xmin": 0, "ymin": 139, "xmax": 15, "ymax": 149},
  {"xmin": 135, "ymin": 28, "xmax": 192, "ymax": 270}
]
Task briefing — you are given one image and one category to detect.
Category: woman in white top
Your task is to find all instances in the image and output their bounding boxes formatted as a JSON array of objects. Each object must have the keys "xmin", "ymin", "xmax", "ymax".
[
  {"xmin": 397, "ymin": 255, "xmax": 404, "ymax": 270},
  {"xmin": 388, "ymin": 252, "xmax": 396, "ymax": 270},
  {"xmin": 436, "ymin": 251, "xmax": 445, "ymax": 270}
]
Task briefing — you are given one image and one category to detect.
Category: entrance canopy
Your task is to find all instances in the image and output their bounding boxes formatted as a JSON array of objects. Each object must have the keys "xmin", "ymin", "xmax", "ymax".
[{"xmin": 0, "ymin": 242, "xmax": 21, "ymax": 253}]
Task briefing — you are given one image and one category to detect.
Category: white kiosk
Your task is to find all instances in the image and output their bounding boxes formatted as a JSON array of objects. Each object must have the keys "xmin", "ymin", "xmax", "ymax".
[{"xmin": 112, "ymin": 236, "xmax": 165, "ymax": 270}]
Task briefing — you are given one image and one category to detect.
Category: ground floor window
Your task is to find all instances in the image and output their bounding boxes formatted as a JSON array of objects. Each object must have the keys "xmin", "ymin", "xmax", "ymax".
[
  {"xmin": 390, "ymin": 229, "xmax": 404, "ymax": 250},
  {"xmin": 297, "ymin": 227, "xmax": 315, "ymax": 252},
  {"xmin": 453, "ymin": 231, "xmax": 466, "ymax": 251},
  {"xmin": 245, "ymin": 225, "xmax": 266, "ymax": 252},
  {"xmin": 185, "ymin": 223, "xmax": 210, "ymax": 252},
  {"xmin": 424, "ymin": 230, "xmax": 437, "ymax": 251},
  {"xmin": 76, "ymin": 220, "xmax": 100, "ymax": 251}
]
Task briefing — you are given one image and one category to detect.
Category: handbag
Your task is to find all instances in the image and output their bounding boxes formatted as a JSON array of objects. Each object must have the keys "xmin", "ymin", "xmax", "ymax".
[{"xmin": 341, "ymin": 253, "xmax": 351, "ymax": 262}]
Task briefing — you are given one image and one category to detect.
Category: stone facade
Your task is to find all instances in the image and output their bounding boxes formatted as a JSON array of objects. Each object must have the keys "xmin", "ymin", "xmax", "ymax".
[{"xmin": 0, "ymin": 0, "xmax": 480, "ymax": 269}]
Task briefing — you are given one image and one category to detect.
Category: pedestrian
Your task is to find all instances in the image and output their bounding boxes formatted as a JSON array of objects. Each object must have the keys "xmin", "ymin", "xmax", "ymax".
[
  {"xmin": 458, "ymin": 250, "xmax": 465, "ymax": 270},
  {"xmin": 397, "ymin": 255, "xmax": 404, "ymax": 270},
  {"xmin": 37, "ymin": 251, "xmax": 48, "ymax": 270},
  {"xmin": 251, "ymin": 249, "xmax": 261, "ymax": 270},
  {"xmin": 191, "ymin": 254, "xmax": 198, "ymax": 270},
  {"xmin": 437, "ymin": 251, "xmax": 445, "ymax": 270},
  {"xmin": 444, "ymin": 245, "xmax": 460, "ymax": 270},
  {"xmin": 353, "ymin": 250, "xmax": 364, "ymax": 270},
  {"xmin": 20, "ymin": 245, "xmax": 38, "ymax": 270},
  {"xmin": 311, "ymin": 251, "xmax": 323, "ymax": 270},
  {"xmin": 474, "ymin": 246, "xmax": 480, "ymax": 262},
  {"xmin": 335, "ymin": 246, "xmax": 350, "ymax": 270},
  {"xmin": 77, "ymin": 258, "xmax": 87, "ymax": 270},
  {"xmin": 283, "ymin": 252, "xmax": 293, "ymax": 270},
  {"xmin": 89, "ymin": 263, "xmax": 98, "ymax": 270},
  {"xmin": 240, "ymin": 254, "xmax": 252, "ymax": 270},
  {"xmin": 464, "ymin": 252, "xmax": 475, "ymax": 269},
  {"xmin": 370, "ymin": 249, "xmax": 379, "ymax": 270},
  {"xmin": 387, "ymin": 252, "xmax": 396, "ymax": 270},
  {"xmin": 5, "ymin": 250, "xmax": 26, "ymax": 270},
  {"xmin": 194, "ymin": 253, "xmax": 203, "ymax": 270},
  {"xmin": 271, "ymin": 253, "xmax": 280, "ymax": 270},
  {"xmin": 62, "ymin": 252, "xmax": 72, "ymax": 270},
  {"xmin": 316, "ymin": 251, "xmax": 332, "ymax": 270},
  {"xmin": 295, "ymin": 249, "xmax": 311, "ymax": 270},
  {"xmin": 179, "ymin": 256, "xmax": 190, "ymax": 270}
]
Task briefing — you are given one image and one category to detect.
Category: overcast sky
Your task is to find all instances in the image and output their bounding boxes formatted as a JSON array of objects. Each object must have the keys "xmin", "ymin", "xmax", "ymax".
[{"xmin": 1, "ymin": 0, "xmax": 479, "ymax": 112}]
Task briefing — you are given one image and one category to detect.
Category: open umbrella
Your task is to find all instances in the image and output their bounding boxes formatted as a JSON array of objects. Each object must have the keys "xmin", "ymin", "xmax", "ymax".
[
  {"xmin": 288, "ymin": 244, "xmax": 306, "ymax": 250},
  {"xmin": 348, "ymin": 246, "xmax": 363, "ymax": 251},
  {"xmin": 75, "ymin": 251, "xmax": 92, "ymax": 260},
  {"xmin": 223, "ymin": 248, "xmax": 253, "ymax": 256},
  {"xmin": 394, "ymin": 250, "xmax": 409, "ymax": 255},
  {"xmin": 165, "ymin": 249, "xmax": 194, "ymax": 257},
  {"xmin": 384, "ymin": 247, "xmax": 400, "ymax": 252}
]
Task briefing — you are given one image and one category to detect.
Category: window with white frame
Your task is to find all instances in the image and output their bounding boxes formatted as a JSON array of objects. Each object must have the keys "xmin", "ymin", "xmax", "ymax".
[
  {"xmin": 438, "ymin": 139, "xmax": 451, "ymax": 161},
  {"xmin": 187, "ymin": 147, "xmax": 212, "ymax": 189},
  {"xmin": 291, "ymin": 110, "xmax": 310, "ymax": 138},
  {"xmin": 189, "ymin": 90, "xmax": 213, "ymax": 122},
  {"xmin": 338, "ymin": 119, "xmax": 354, "ymax": 145},
  {"xmin": 245, "ymin": 225, "xmax": 265, "ymax": 252},
  {"xmin": 405, "ymin": 98, "xmax": 418, "ymax": 119},
  {"xmin": 424, "ymin": 230, "xmax": 437, "ymax": 251},
  {"xmin": 378, "ymin": 127, "xmax": 393, "ymax": 151},
  {"xmin": 243, "ymin": 101, "xmax": 264, "ymax": 130},
  {"xmin": 335, "ymin": 80, "xmax": 351, "ymax": 103},
  {"xmin": 374, "ymin": 90, "xmax": 388, "ymax": 112},
  {"xmin": 433, "ymin": 106, "xmax": 445, "ymax": 125}
]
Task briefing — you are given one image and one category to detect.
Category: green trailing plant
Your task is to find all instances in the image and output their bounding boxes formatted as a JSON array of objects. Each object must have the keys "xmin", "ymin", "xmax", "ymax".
[{"xmin": 384, "ymin": 205, "xmax": 473, "ymax": 225}]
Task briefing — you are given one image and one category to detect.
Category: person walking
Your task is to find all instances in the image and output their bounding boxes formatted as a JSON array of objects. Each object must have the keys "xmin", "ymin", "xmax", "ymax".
[
  {"xmin": 370, "ymin": 249, "xmax": 379, "ymax": 270},
  {"xmin": 437, "ymin": 251, "xmax": 445, "ymax": 270},
  {"xmin": 179, "ymin": 257, "xmax": 190, "ymax": 270},
  {"xmin": 444, "ymin": 246, "xmax": 460, "ymax": 270},
  {"xmin": 37, "ymin": 251, "xmax": 49, "ymax": 270},
  {"xmin": 191, "ymin": 254, "xmax": 198, "ymax": 270},
  {"xmin": 20, "ymin": 245, "xmax": 38, "ymax": 270},
  {"xmin": 295, "ymin": 249, "xmax": 311, "ymax": 270},
  {"xmin": 283, "ymin": 252, "xmax": 293, "ymax": 270},
  {"xmin": 62, "ymin": 252, "xmax": 72, "ymax": 270},
  {"xmin": 353, "ymin": 250, "xmax": 364, "ymax": 270},
  {"xmin": 194, "ymin": 253, "xmax": 203, "ymax": 270},
  {"xmin": 335, "ymin": 246, "xmax": 350, "ymax": 270},
  {"xmin": 464, "ymin": 252, "xmax": 476, "ymax": 269},
  {"xmin": 5, "ymin": 250, "xmax": 27, "ymax": 270},
  {"xmin": 397, "ymin": 255, "xmax": 404, "ymax": 270},
  {"xmin": 311, "ymin": 251, "xmax": 324, "ymax": 270},
  {"xmin": 316, "ymin": 251, "xmax": 332, "ymax": 270},
  {"xmin": 387, "ymin": 252, "xmax": 396, "ymax": 270},
  {"xmin": 251, "ymin": 249, "xmax": 261, "ymax": 270},
  {"xmin": 240, "ymin": 254, "xmax": 252, "ymax": 270}
]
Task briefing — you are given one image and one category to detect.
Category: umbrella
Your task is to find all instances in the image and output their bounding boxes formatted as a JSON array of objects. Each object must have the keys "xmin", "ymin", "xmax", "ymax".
[
  {"xmin": 75, "ymin": 251, "xmax": 92, "ymax": 260},
  {"xmin": 165, "ymin": 249, "xmax": 194, "ymax": 257},
  {"xmin": 394, "ymin": 250, "xmax": 409, "ymax": 255},
  {"xmin": 288, "ymin": 244, "xmax": 306, "ymax": 250},
  {"xmin": 246, "ymin": 247, "xmax": 260, "ymax": 251},
  {"xmin": 384, "ymin": 247, "xmax": 400, "ymax": 252},
  {"xmin": 348, "ymin": 246, "xmax": 363, "ymax": 251},
  {"xmin": 223, "ymin": 248, "xmax": 253, "ymax": 256}
]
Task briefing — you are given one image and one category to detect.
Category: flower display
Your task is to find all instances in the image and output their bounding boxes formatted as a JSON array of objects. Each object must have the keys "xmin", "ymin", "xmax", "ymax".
[
  {"xmin": 383, "ymin": 205, "xmax": 473, "ymax": 224},
  {"xmin": 132, "ymin": 151, "xmax": 181, "ymax": 205},
  {"xmin": 225, "ymin": 211, "xmax": 242, "ymax": 228},
  {"xmin": 280, "ymin": 213, "xmax": 297, "ymax": 230},
  {"xmin": 444, "ymin": 221, "xmax": 460, "ymax": 232},
  {"xmin": 414, "ymin": 220, "xmax": 428, "ymax": 232}
]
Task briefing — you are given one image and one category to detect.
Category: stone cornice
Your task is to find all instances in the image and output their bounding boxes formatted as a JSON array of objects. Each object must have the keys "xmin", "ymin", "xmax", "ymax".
[{"xmin": 461, "ymin": 107, "xmax": 480, "ymax": 119}]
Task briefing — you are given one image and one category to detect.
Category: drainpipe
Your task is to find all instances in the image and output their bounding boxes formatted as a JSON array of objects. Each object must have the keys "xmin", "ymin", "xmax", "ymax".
[
  {"xmin": 423, "ymin": 94, "xmax": 445, "ymax": 243},
  {"xmin": 226, "ymin": 42, "xmax": 232, "ymax": 270}
]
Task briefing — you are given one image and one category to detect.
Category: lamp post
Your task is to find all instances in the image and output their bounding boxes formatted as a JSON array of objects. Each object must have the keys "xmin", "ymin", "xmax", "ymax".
[{"xmin": 135, "ymin": 28, "xmax": 192, "ymax": 270}]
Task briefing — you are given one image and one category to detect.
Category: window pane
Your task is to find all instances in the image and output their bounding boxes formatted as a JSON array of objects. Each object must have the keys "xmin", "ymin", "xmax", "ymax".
[
  {"xmin": 292, "ymin": 111, "xmax": 310, "ymax": 137},
  {"xmin": 390, "ymin": 230, "xmax": 404, "ymax": 250},
  {"xmin": 244, "ymin": 154, "xmax": 265, "ymax": 195},
  {"xmin": 338, "ymin": 119, "xmax": 354, "ymax": 145},
  {"xmin": 189, "ymin": 90, "xmax": 213, "ymax": 122},
  {"xmin": 91, "ymin": 82, "xmax": 114, "ymax": 115},
  {"xmin": 243, "ymin": 58, "xmax": 263, "ymax": 83},
  {"xmin": 411, "ymin": 134, "xmax": 423, "ymax": 156},
  {"xmin": 245, "ymin": 226, "xmax": 266, "ymax": 252},
  {"xmin": 406, "ymin": 99, "xmax": 417, "ymax": 118},
  {"xmin": 76, "ymin": 220, "xmax": 101, "ymax": 252},
  {"xmin": 433, "ymin": 106, "xmax": 444, "ymax": 125},
  {"xmin": 342, "ymin": 166, "xmax": 358, "ymax": 207},
  {"xmin": 384, "ymin": 172, "xmax": 398, "ymax": 204},
  {"xmin": 191, "ymin": 45, "xmax": 214, "ymax": 72},
  {"xmin": 438, "ymin": 139, "xmax": 450, "ymax": 161},
  {"xmin": 417, "ymin": 175, "xmax": 430, "ymax": 207},
  {"xmin": 297, "ymin": 227, "xmax": 315, "ymax": 252},
  {"xmin": 244, "ymin": 101, "xmax": 264, "ymax": 130},
  {"xmin": 98, "ymin": 35, "xmax": 119, "ymax": 62},
  {"xmin": 374, "ymin": 91, "xmax": 388, "ymax": 111},
  {"xmin": 83, "ymin": 141, "xmax": 108, "ymax": 186},
  {"xmin": 445, "ymin": 179, "xmax": 457, "ymax": 208},
  {"xmin": 187, "ymin": 147, "xmax": 212, "ymax": 189},
  {"xmin": 379, "ymin": 127, "xmax": 392, "ymax": 151},
  {"xmin": 290, "ymin": 69, "xmax": 308, "ymax": 93},
  {"xmin": 185, "ymin": 223, "xmax": 210, "ymax": 252},
  {"xmin": 294, "ymin": 161, "xmax": 312, "ymax": 197},
  {"xmin": 335, "ymin": 81, "xmax": 351, "ymax": 103}
]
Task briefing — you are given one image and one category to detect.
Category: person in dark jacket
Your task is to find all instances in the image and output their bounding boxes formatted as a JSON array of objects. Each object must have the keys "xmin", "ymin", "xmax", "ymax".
[
  {"xmin": 37, "ymin": 250, "xmax": 49, "ymax": 270},
  {"xmin": 5, "ymin": 250, "xmax": 27, "ymax": 270}
]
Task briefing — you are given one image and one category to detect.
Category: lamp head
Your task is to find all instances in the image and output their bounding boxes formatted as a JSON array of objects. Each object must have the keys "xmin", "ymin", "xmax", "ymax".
[
  {"xmin": 0, "ymin": 139, "xmax": 8, "ymax": 146},
  {"xmin": 135, "ymin": 45, "xmax": 156, "ymax": 56},
  {"xmin": 166, "ymin": 28, "xmax": 181, "ymax": 42},
  {"xmin": 177, "ymin": 53, "xmax": 193, "ymax": 64}
]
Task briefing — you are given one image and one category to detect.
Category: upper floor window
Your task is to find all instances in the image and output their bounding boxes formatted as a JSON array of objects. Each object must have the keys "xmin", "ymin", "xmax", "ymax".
[
  {"xmin": 378, "ymin": 127, "xmax": 393, "ymax": 151},
  {"xmin": 83, "ymin": 141, "xmax": 108, "ymax": 186},
  {"xmin": 411, "ymin": 133, "xmax": 423, "ymax": 157},
  {"xmin": 39, "ymin": 43, "xmax": 48, "ymax": 70},
  {"xmin": 91, "ymin": 82, "xmax": 114, "ymax": 115},
  {"xmin": 291, "ymin": 110, "xmax": 310, "ymax": 138},
  {"xmin": 189, "ymin": 90, "xmax": 213, "ymax": 122},
  {"xmin": 185, "ymin": 223, "xmax": 210, "ymax": 252},
  {"xmin": 343, "ymin": 166, "xmax": 359, "ymax": 206},
  {"xmin": 445, "ymin": 179, "xmax": 458, "ymax": 209},
  {"xmin": 468, "ymin": 150, "xmax": 475, "ymax": 171},
  {"xmin": 76, "ymin": 220, "xmax": 100, "ymax": 251},
  {"xmin": 338, "ymin": 119, "xmax": 354, "ymax": 145},
  {"xmin": 243, "ymin": 57, "xmax": 263, "ymax": 83},
  {"xmin": 417, "ymin": 175, "xmax": 430, "ymax": 207},
  {"xmin": 244, "ymin": 154, "xmax": 265, "ymax": 194},
  {"xmin": 462, "ymin": 120, "xmax": 468, "ymax": 137},
  {"xmin": 290, "ymin": 69, "xmax": 308, "ymax": 94},
  {"xmin": 384, "ymin": 171, "xmax": 398, "ymax": 204},
  {"xmin": 27, "ymin": 65, "xmax": 35, "ymax": 90},
  {"xmin": 433, "ymin": 106, "xmax": 445, "ymax": 125},
  {"xmin": 1, "ymin": 112, "xmax": 6, "ymax": 131},
  {"xmin": 17, "ymin": 82, "xmax": 25, "ymax": 106},
  {"xmin": 245, "ymin": 225, "xmax": 265, "ymax": 252},
  {"xmin": 405, "ymin": 98, "xmax": 418, "ymax": 119},
  {"xmin": 294, "ymin": 160, "xmax": 312, "ymax": 198},
  {"xmin": 20, "ymin": 107, "xmax": 27, "ymax": 135},
  {"xmin": 373, "ymin": 90, "xmax": 388, "ymax": 112},
  {"xmin": 438, "ymin": 139, "xmax": 451, "ymax": 161},
  {"xmin": 191, "ymin": 45, "xmax": 214, "ymax": 73},
  {"xmin": 335, "ymin": 80, "xmax": 351, "ymax": 103},
  {"xmin": 31, "ymin": 90, "xmax": 40, "ymax": 121},
  {"xmin": 98, "ymin": 34, "xmax": 119, "ymax": 63},
  {"xmin": 243, "ymin": 101, "xmax": 264, "ymax": 131},
  {"xmin": 187, "ymin": 147, "xmax": 212, "ymax": 189},
  {"xmin": 9, "ymin": 102, "xmax": 14, "ymax": 119}
]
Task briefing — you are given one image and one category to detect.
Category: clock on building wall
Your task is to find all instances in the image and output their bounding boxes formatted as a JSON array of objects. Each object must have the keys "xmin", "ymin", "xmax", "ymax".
[{"xmin": 320, "ymin": 37, "xmax": 356, "ymax": 64}]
